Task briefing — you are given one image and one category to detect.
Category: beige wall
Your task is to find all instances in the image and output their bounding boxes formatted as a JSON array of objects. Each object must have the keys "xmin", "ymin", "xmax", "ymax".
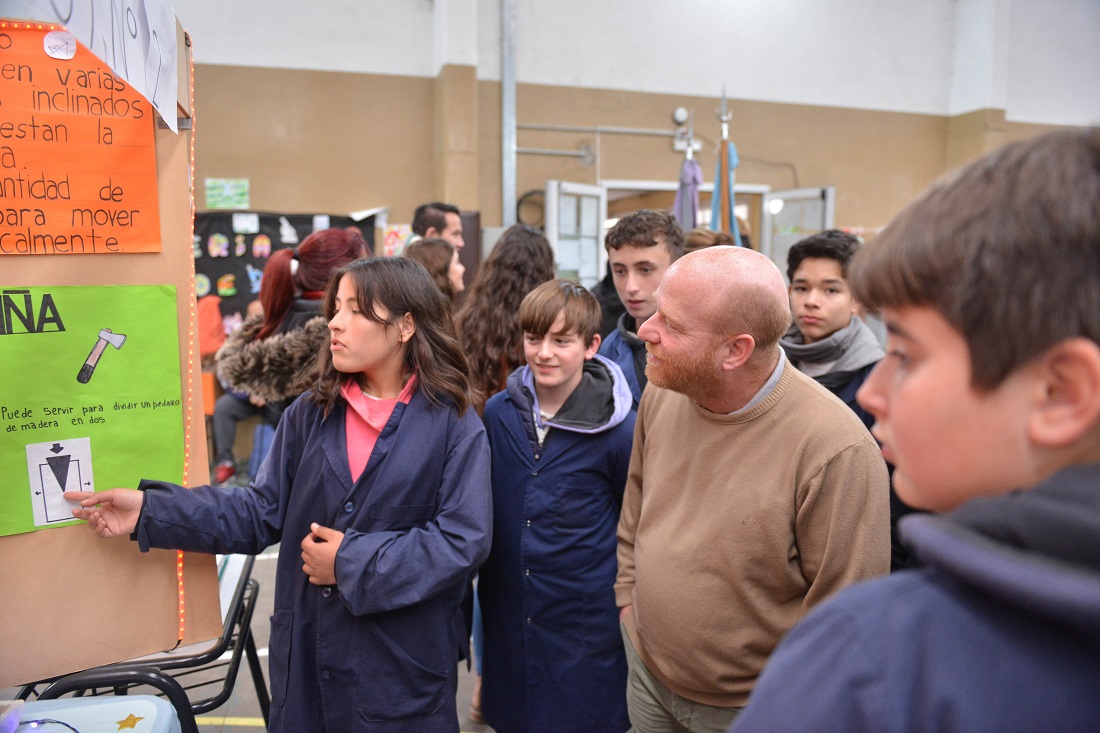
[
  {"xmin": 193, "ymin": 65, "xmax": 435, "ymax": 221},
  {"xmin": 193, "ymin": 63, "xmax": 1065, "ymax": 232}
]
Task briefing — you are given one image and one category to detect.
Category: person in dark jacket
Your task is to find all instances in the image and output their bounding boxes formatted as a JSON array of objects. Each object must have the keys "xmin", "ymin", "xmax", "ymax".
[
  {"xmin": 777, "ymin": 229, "xmax": 919, "ymax": 571},
  {"xmin": 778, "ymin": 230, "xmax": 882, "ymax": 428},
  {"xmin": 590, "ymin": 264, "xmax": 625, "ymax": 340},
  {"xmin": 598, "ymin": 210, "xmax": 685, "ymax": 406},
  {"xmin": 68, "ymin": 258, "xmax": 492, "ymax": 733},
  {"xmin": 479, "ymin": 280, "xmax": 635, "ymax": 733},
  {"xmin": 453, "ymin": 224, "xmax": 556, "ymax": 721},
  {"xmin": 731, "ymin": 128, "xmax": 1100, "ymax": 733},
  {"xmin": 211, "ymin": 226, "xmax": 367, "ymax": 484}
]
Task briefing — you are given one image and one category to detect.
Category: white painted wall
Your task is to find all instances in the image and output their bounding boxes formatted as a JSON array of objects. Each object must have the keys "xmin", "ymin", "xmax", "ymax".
[
  {"xmin": 1005, "ymin": 0, "xmax": 1100, "ymax": 125},
  {"xmin": 170, "ymin": 0, "xmax": 1100, "ymax": 126},
  {"xmin": 436, "ymin": 0, "xmax": 480, "ymax": 69},
  {"xmin": 497, "ymin": 0, "xmax": 957, "ymax": 115},
  {"xmin": 949, "ymin": 0, "xmax": 1010, "ymax": 115},
  {"xmin": 172, "ymin": 0, "xmax": 437, "ymax": 76}
]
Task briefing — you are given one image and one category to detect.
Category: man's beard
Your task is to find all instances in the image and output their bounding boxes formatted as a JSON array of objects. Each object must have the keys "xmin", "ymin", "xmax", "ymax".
[{"xmin": 645, "ymin": 343, "xmax": 721, "ymax": 398}]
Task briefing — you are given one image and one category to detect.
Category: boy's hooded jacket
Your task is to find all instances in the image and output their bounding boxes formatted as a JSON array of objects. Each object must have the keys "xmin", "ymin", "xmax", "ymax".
[
  {"xmin": 478, "ymin": 354, "xmax": 635, "ymax": 733},
  {"xmin": 731, "ymin": 463, "xmax": 1100, "ymax": 732},
  {"xmin": 133, "ymin": 389, "xmax": 492, "ymax": 733}
]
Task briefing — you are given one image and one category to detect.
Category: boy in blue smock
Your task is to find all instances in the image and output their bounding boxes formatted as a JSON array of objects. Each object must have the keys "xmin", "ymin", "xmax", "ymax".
[
  {"xmin": 478, "ymin": 279, "xmax": 635, "ymax": 733},
  {"xmin": 731, "ymin": 128, "xmax": 1100, "ymax": 732}
]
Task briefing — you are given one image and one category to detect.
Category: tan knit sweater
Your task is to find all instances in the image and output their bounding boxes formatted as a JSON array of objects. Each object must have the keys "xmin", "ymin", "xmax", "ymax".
[{"xmin": 616, "ymin": 360, "xmax": 889, "ymax": 707}]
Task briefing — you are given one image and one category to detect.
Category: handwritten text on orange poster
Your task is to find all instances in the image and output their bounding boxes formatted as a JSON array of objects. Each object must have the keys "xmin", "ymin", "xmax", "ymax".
[{"xmin": 0, "ymin": 22, "xmax": 161, "ymax": 255}]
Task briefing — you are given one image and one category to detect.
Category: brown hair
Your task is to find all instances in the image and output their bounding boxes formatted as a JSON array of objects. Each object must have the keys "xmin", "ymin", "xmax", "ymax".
[
  {"xmin": 455, "ymin": 225, "xmax": 556, "ymax": 413},
  {"xmin": 257, "ymin": 226, "xmax": 367, "ymax": 341},
  {"xmin": 307, "ymin": 257, "xmax": 473, "ymax": 415},
  {"xmin": 737, "ymin": 293, "xmax": 793, "ymax": 355},
  {"xmin": 605, "ymin": 209, "xmax": 686, "ymax": 260},
  {"xmin": 684, "ymin": 228, "xmax": 734, "ymax": 253},
  {"xmin": 519, "ymin": 279, "xmax": 601, "ymax": 345},
  {"xmin": 403, "ymin": 237, "xmax": 457, "ymax": 301},
  {"xmin": 850, "ymin": 127, "xmax": 1100, "ymax": 390}
]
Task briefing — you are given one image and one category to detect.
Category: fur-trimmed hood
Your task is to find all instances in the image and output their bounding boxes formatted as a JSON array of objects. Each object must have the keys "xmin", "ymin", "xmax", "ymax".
[{"xmin": 216, "ymin": 313, "xmax": 329, "ymax": 402}]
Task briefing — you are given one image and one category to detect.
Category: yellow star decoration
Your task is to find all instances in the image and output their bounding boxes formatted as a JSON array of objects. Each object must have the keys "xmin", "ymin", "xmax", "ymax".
[{"xmin": 116, "ymin": 713, "xmax": 145, "ymax": 729}]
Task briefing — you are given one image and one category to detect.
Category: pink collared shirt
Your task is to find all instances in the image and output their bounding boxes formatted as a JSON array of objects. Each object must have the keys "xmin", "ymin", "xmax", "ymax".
[{"xmin": 340, "ymin": 375, "xmax": 417, "ymax": 481}]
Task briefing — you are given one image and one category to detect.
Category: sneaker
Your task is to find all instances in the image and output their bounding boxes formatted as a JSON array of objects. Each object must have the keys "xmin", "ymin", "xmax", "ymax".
[{"xmin": 213, "ymin": 461, "xmax": 236, "ymax": 485}]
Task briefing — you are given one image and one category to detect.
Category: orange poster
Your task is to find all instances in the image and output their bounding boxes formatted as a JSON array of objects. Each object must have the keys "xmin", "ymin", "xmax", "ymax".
[{"xmin": 0, "ymin": 21, "xmax": 161, "ymax": 255}]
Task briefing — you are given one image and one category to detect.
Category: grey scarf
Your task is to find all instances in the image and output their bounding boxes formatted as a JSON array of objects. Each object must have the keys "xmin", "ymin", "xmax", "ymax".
[{"xmin": 779, "ymin": 317, "xmax": 884, "ymax": 373}]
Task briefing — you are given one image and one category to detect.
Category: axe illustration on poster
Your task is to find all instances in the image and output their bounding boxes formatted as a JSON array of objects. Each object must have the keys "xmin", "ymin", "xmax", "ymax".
[
  {"xmin": 25, "ymin": 437, "xmax": 94, "ymax": 528},
  {"xmin": 76, "ymin": 328, "xmax": 127, "ymax": 383}
]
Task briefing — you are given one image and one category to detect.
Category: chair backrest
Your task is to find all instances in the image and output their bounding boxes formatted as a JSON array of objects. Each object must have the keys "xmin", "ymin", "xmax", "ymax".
[{"xmin": 35, "ymin": 667, "xmax": 196, "ymax": 733}]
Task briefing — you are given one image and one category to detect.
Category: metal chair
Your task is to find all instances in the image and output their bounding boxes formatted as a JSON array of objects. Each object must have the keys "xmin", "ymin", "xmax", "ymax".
[
  {"xmin": 34, "ymin": 666, "xmax": 199, "ymax": 733},
  {"xmin": 19, "ymin": 554, "xmax": 269, "ymax": 730}
]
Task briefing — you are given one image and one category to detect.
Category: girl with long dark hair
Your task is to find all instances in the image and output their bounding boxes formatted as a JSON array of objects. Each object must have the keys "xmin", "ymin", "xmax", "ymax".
[
  {"xmin": 455, "ymin": 224, "xmax": 556, "ymax": 414},
  {"xmin": 452, "ymin": 224, "xmax": 555, "ymax": 722},
  {"xmin": 68, "ymin": 258, "xmax": 492, "ymax": 733}
]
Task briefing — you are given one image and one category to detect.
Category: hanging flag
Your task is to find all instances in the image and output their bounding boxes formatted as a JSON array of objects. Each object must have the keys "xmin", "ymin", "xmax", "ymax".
[
  {"xmin": 673, "ymin": 157, "xmax": 703, "ymax": 230},
  {"xmin": 710, "ymin": 87, "xmax": 744, "ymax": 247}
]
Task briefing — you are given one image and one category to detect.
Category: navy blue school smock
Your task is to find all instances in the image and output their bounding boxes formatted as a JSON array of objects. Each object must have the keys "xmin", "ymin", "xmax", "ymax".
[
  {"xmin": 478, "ymin": 357, "xmax": 635, "ymax": 733},
  {"xmin": 133, "ymin": 388, "xmax": 492, "ymax": 733}
]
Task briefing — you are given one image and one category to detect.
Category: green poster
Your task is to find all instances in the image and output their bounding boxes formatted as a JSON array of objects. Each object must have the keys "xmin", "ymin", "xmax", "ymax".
[
  {"xmin": 0, "ymin": 285, "xmax": 184, "ymax": 537},
  {"xmin": 204, "ymin": 178, "xmax": 251, "ymax": 210}
]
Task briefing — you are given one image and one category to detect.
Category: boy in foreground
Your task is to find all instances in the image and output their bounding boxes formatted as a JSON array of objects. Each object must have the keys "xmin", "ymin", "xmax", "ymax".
[
  {"xmin": 731, "ymin": 128, "xmax": 1100, "ymax": 731},
  {"xmin": 478, "ymin": 279, "xmax": 635, "ymax": 733}
]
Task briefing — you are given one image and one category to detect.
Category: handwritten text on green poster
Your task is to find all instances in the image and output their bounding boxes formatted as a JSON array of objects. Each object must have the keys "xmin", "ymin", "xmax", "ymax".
[{"xmin": 0, "ymin": 285, "xmax": 184, "ymax": 536}]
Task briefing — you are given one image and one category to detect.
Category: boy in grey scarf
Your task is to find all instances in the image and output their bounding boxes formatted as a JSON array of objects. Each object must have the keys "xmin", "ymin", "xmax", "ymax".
[
  {"xmin": 778, "ymin": 229, "xmax": 917, "ymax": 570},
  {"xmin": 779, "ymin": 230, "xmax": 882, "ymax": 425}
]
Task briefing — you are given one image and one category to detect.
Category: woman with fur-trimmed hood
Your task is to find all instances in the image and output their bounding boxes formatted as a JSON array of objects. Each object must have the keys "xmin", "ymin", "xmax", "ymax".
[{"xmin": 211, "ymin": 227, "xmax": 367, "ymax": 483}]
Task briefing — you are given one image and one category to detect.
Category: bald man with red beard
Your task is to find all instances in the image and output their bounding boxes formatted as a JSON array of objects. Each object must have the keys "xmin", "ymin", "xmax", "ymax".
[{"xmin": 615, "ymin": 246, "xmax": 890, "ymax": 733}]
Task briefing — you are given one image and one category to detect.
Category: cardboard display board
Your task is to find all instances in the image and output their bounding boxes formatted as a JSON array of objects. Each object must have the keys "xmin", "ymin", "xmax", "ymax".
[{"xmin": 0, "ymin": 19, "xmax": 220, "ymax": 688}]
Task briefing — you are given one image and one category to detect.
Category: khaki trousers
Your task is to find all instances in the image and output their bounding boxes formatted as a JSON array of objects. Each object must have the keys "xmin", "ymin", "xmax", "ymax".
[{"xmin": 622, "ymin": 624, "xmax": 741, "ymax": 733}]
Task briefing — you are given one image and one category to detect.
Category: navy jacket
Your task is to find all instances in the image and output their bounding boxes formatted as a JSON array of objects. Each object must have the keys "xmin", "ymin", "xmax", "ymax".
[
  {"xmin": 135, "ymin": 389, "xmax": 492, "ymax": 732},
  {"xmin": 478, "ymin": 356, "xmax": 635, "ymax": 733},
  {"xmin": 731, "ymin": 463, "xmax": 1100, "ymax": 733},
  {"xmin": 598, "ymin": 319, "xmax": 644, "ymax": 406},
  {"xmin": 821, "ymin": 362, "xmax": 876, "ymax": 429}
]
